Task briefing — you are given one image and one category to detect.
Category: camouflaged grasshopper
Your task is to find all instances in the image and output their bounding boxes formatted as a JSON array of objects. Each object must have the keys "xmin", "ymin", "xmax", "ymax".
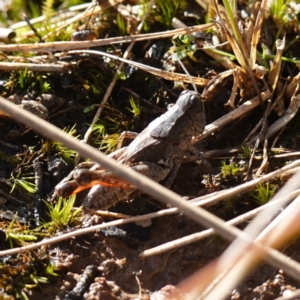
[{"xmin": 55, "ymin": 90, "xmax": 206, "ymax": 210}]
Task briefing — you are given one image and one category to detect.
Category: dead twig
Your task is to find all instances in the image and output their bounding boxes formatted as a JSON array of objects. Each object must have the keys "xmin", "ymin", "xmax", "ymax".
[{"xmin": 9, "ymin": 2, "xmax": 89, "ymax": 30}]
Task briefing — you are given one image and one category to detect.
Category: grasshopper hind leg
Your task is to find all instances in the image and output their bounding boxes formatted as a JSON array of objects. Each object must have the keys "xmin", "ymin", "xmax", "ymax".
[
  {"xmin": 83, "ymin": 185, "xmax": 134, "ymax": 210},
  {"xmin": 83, "ymin": 162, "xmax": 170, "ymax": 210}
]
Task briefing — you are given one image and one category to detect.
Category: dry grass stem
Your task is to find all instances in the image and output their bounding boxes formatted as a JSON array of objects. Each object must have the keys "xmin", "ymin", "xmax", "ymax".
[
  {"xmin": 249, "ymin": 0, "xmax": 269, "ymax": 68},
  {"xmin": 250, "ymin": 99, "xmax": 271, "ymax": 178},
  {"xmin": 0, "ymin": 24, "xmax": 215, "ymax": 53},
  {"xmin": 0, "ymin": 62, "xmax": 70, "ymax": 72},
  {"xmin": 191, "ymin": 159, "xmax": 300, "ymax": 207},
  {"xmin": 203, "ymin": 146, "xmax": 241, "ymax": 158},
  {"xmin": 286, "ymin": 72, "xmax": 300, "ymax": 98},
  {"xmin": 196, "ymin": 90, "xmax": 271, "ymax": 142},
  {"xmin": 9, "ymin": 2, "xmax": 90, "ymax": 30},
  {"xmin": 69, "ymin": 50, "xmax": 210, "ymax": 86},
  {"xmin": 268, "ymin": 37, "xmax": 285, "ymax": 91},
  {"xmin": 248, "ymin": 93, "xmax": 300, "ymax": 144},
  {"xmin": 92, "ymin": 210, "xmax": 132, "ymax": 219},
  {"xmin": 271, "ymin": 151, "xmax": 300, "ymax": 158},
  {"xmin": 140, "ymin": 189, "xmax": 300, "ymax": 257}
]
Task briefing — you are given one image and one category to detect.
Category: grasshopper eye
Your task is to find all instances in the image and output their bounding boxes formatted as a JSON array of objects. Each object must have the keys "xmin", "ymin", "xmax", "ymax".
[{"xmin": 190, "ymin": 94, "xmax": 203, "ymax": 112}]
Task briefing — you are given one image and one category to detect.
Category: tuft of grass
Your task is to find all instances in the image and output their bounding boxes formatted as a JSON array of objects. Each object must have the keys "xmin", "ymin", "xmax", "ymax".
[
  {"xmin": 240, "ymin": 145, "xmax": 253, "ymax": 159},
  {"xmin": 28, "ymin": 0, "xmax": 41, "ymax": 19},
  {"xmin": 251, "ymin": 183, "xmax": 277, "ymax": 206},
  {"xmin": 43, "ymin": 196, "xmax": 82, "ymax": 234},
  {"xmin": 270, "ymin": 0, "xmax": 286, "ymax": 20},
  {"xmin": 5, "ymin": 217, "xmax": 37, "ymax": 248},
  {"xmin": 99, "ymin": 133, "xmax": 120, "ymax": 153},
  {"xmin": 5, "ymin": 70, "xmax": 52, "ymax": 94},
  {"xmin": 92, "ymin": 122, "xmax": 106, "ymax": 135},
  {"xmin": 155, "ymin": 0, "xmax": 187, "ymax": 28},
  {"xmin": 10, "ymin": 172, "xmax": 36, "ymax": 194},
  {"xmin": 40, "ymin": 81, "xmax": 51, "ymax": 93},
  {"xmin": 116, "ymin": 70, "xmax": 127, "ymax": 80},
  {"xmin": 37, "ymin": 75, "xmax": 52, "ymax": 93},
  {"xmin": 116, "ymin": 14, "xmax": 127, "ymax": 36},
  {"xmin": 127, "ymin": 96, "xmax": 140, "ymax": 118},
  {"xmin": 0, "ymin": 252, "xmax": 59, "ymax": 299},
  {"xmin": 51, "ymin": 125, "xmax": 78, "ymax": 161},
  {"xmin": 18, "ymin": 68, "xmax": 31, "ymax": 91},
  {"xmin": 24, "ymin": 272, "xmax": 49, "ymax": 289},
  {"xmin": 210, "ymin": 0, "xmax": 248, "ymax": 70}
]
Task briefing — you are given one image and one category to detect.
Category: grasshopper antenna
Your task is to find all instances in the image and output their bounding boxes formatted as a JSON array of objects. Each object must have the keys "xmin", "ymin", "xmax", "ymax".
[{"xmin": 174, "ymin": 53, "xmax": 198, "ymax": 93}]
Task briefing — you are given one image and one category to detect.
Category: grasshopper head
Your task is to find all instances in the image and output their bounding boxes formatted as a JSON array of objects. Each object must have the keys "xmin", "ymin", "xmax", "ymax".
[
  {"xmin": 177, "ymin": 90, "xmax": 206, "ymax": 133},
  {"xmin": 177, "ymin": 90, "xmax": 205, "ymax": 113}
]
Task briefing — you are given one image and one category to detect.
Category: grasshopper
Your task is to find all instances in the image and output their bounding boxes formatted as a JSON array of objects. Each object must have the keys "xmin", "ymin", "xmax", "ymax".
[{"xmin": 55, "ymin": 90, "xmax": 206, "ymax": 210}]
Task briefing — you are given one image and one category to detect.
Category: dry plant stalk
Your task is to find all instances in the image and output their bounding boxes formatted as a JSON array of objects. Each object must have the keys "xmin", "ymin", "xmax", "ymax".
[
  {"xmin": 198, "ymin": 90, "xmax": 271, "ymax": 141},
  {"xmin": 268, "ymin": 37, "xmax": 285, "ymax": 91},
  {"xmin": 0, "ymin": 62, "xmax": 69, "ymax": 72},
  {"xmin": 249, "ymin": 0, "xmax": 269, "ymax": 69},
  {"xmin": 248, "ymin": 92, "xmax": 300, "ymax": 144},
  {"xmin": 0, "ymin": 24, "xmax": 215, "ymax": 52},
  {"xmin": 69, "ymin": 50, "xmax": 210, "ymax": 86},
  {"xmin": 140, "ymin": 189, "xmax": 300, "ymax": 257},
  {"xmin": 10, "ymin": 2, "xmax": 91, "ymax": 31}
]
